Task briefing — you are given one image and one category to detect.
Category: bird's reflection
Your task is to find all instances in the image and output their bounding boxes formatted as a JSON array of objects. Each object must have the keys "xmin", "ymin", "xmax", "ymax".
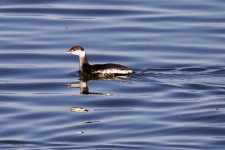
[
  {"xmin": 66, "ymin": 72, "xmax": 131, "ymax": 95},
  {"xmin": 67, "ymin": 72, "xmax": 131, "ymax": 133}
]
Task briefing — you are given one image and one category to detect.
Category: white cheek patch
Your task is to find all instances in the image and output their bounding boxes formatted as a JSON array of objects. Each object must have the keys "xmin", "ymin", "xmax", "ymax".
[{"xmin": 71, "ymin": 50, "xmax": 85, "ymax": 57}]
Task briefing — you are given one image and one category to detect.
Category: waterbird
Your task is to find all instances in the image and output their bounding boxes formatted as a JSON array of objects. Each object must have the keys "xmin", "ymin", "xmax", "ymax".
[{"xmin": 65, "ymin": 46, "xmax": 133, "ymax": 77}]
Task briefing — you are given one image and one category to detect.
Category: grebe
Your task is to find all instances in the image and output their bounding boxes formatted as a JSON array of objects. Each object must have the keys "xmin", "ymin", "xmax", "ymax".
[{"xmin": 65, "ymin": 46, "xmax": 133, "ymax": 76}]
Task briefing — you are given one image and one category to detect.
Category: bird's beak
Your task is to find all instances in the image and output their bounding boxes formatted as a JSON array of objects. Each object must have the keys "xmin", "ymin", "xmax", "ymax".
[{"xmin": 65, "ymin": 51, "xmax": 71, "ymax": 54}]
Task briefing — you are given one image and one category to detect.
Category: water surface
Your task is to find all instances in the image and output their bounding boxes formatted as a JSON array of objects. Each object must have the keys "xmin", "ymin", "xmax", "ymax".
[{"xmin": 1, "ymin": 0, "xmax": 225, "ymax": 149}]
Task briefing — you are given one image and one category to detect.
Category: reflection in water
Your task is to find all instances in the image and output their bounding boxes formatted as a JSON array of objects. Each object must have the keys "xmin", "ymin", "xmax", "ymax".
[
  {"xmin": 85, "ymin": 121, "xmax": 100, "ymax": 124},
  {"xmin": 68, "ymin": 106, "xmax": 88, "ymax": 113},
  {"xmin": 75, "ymin": 131, "xmax": 84, "ymax": 134},
  {"xmin": 67, "ymin": 72, "xmax": 131, "ymax": 130},
  {"xmin": 67, "ymin": 72, "xmax": 131, "ymax": 95}
]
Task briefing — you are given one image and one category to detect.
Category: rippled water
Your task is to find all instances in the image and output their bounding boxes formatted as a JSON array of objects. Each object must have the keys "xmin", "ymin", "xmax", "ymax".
[{"xmin": 1, "ymin": 0, "xmax": 225, "ymax": 149}]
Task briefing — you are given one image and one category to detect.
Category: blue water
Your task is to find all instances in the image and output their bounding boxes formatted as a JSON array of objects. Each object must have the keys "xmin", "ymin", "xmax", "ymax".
[{"xmin": 1, "ymin": 0, "xmax": 225, "ymax": 149}]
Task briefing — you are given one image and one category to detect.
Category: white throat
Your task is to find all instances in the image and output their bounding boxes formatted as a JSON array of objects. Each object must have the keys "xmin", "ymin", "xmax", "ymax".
[{"xmin": 71, "ymin": 50, "xmax": 87, "ymax": 71}]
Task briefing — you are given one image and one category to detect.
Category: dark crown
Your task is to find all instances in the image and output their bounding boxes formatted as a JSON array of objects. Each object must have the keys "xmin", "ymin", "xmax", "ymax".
[{"xmin": 69, "ymin": 46, "xmax": 84, "ymax": 51}]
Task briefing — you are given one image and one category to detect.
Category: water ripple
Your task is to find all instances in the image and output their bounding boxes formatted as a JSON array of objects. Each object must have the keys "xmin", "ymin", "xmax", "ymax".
[{"xmin": 1, "ymin": 0, "xmax": 225, "ymax": 149}]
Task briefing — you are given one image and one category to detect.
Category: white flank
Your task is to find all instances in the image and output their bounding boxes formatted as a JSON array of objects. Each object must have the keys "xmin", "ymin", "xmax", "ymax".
[{"xmin": 95, "ymin": 69, "xmax": 133, "ymax": 74}]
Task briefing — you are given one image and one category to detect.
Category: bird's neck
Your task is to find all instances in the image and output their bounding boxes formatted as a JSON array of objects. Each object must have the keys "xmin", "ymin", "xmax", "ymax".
[{"xmin": 78, "ymin": 52, "xmax": 90, "ymax": 71}]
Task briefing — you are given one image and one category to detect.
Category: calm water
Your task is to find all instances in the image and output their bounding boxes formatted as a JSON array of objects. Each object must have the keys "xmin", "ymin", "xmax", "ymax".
[{"xmin": 1, "ymin": 0, "xmax": 225, "ymax": 149}]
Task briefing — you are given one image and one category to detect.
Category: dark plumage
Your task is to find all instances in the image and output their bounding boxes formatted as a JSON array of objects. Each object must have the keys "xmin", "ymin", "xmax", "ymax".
[{"xmin": 65, "ymin": 46, "xmax": 133, "ymax": 76}]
